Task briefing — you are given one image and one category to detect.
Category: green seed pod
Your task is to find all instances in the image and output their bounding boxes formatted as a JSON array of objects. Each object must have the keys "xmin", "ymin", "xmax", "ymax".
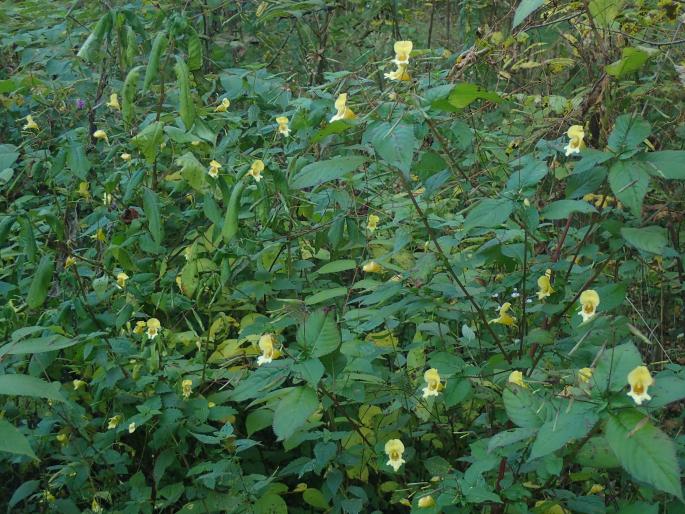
[
  {"xmin": 27, "ymin": 254, "xmax": 54, "ymax": 309},
  {"xmin": 143, "ymin": 31, "xmax": 167, "ymax": 92},
  {"xmin": 187, "ymin": 28, "xmax": 203, "ymax": 71},
  {"xmin": 222, "ymin": 180, "xmax": 246, "ymax": 243},
  {"xmin": 174, "ymin": 55, "xmax": 195, "ymax": 128},
  {"xmin": 77, "ymin": 12, "xmax": 113, "ymax": 62},
  {"xmin": 121, "ymin": 65, "xmax": 142, "ymax": 128},
  {"xmin": 125, "ymin": 25, "xmax": 137, "ymax": 68}
]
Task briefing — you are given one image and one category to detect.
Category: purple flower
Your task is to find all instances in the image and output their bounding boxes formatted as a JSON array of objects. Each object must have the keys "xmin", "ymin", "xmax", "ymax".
[{"xmin": 76, "ymin": 98, "xmax": 85, "ymax": 109}]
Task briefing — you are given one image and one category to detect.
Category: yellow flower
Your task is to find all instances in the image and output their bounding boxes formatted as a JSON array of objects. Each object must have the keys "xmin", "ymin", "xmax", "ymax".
[
  {"xmin": 208, "ymin": 160, "xmax": 222, "ymax": 178},
  {"xmin": 578, "ymin": 367, "xmax": 593, "ymax": 383},
  {"xmin": 214, "ymin": 98, "xmax": 230, "ymax": 112},
  {"xmin": 589, "ymin": 483, "xmax": 605, "ymax": 494},
  {"xmin": 92, "ymin": 499, "xmax": 103, "ymax": 513},
  {"xmin": 537, "ymin": 269, "xmax": 554, "ymax": 300},
  {"xmin": 389, "ymin": 274, "xmax": 403, "ymax": 282},
  {"xmin": 107, "ymin": 414, "xmax": 122, "ymax": 429},
  {"xmin": 182, "ymin": 379, "xmax": 193, "ymax": 399},
  {"xmin": 23, "ymin": 114, "xmax": 39, "ymax": 130},
  {"xmin": 276, "ymin": 116, "xmax": 290, "ymax": 136},
  {"xmin": 399, "ymin": 499, "xmax": 411, "ymax": 507},
  {"xmin": 103, "ymin": 192, "xmax": 112, "ymax": 205},
  {"xmin": 582, "ymin": 193, "xmax": 615, "ymax": 209},
  {"xmin": 65, "ymin": 256, "xmax": 76, "ymax": 268},
  {"xmin": 77, "ymin": 181, "xmax": 90, "ymax": 198},
  {"xmin": 363, "ymin": 261, "xmax": 383, "ymax": 273},
  {"xmin": 73, "ymin": 379, "xmax": 87, "ymax": 390},
  {"xmin": 508, "ymin": 370, "xmax": 527, "ymax": 388},
  {"xmin": 489, "ymin": 302, "xmax": 517, "ymax": 326},
  {"xmin": 578, "ymin": 289, "xmax": 599, "ymax": 322},
  {"xmin": 249, "ymin": 159, "xmax": 265, "ymax": 182},
  {"xmin": 121, "ymin": 153, "xmax": 132, "ymax": 161},
  {"xmin": 56, "ymin": 433, "xmax": 68, "ymax": 443},
  {"xmin": 175, "ymin": 275, "xmax": 183, "ymax": 292},
  {"xmin": 330, "ymin": 93, "xmax": 356, "ymax": 122},
  {"xmin": 418, "ymin": 495, "xmax": 436, "ymax": 508},
  {"xmin": 422, "ymin": 368, "xmax": 443, "ymax": 398},
  {"xmin": 385, "ymin": 40, "xmax": 413, "ymax": 82},
  {"xmin": 93, "ymin": 228, "xmax": 106, "ymax": 242},
  {"xmin": 384, "ymin": 439, "xmax": 406, "ymax": 472},
  {"xmin": 133, "ymin": 321, "xmax": 146, "ymax": 334},
  {"xmin": 627, "ymin": 365, "xmax": 654, "ymax": 405},
  {"xmin": 367, "ymin": 214, "xmax": 380, "ymax": 232},
  {"xmin": 106, "ymin": 93, "xmax": 120, "ymax": 110},
  {"xmin": 116, "ymin": 272, "xmax": 129, "ymax": 289},
  {"xmin": 146, "ymin": 318, "xmax": 161, "ymax": 339},
  {"xmin": 128, "ymin": 422, "xmax": 136, "ymax": 434},
  {"xmin": 564, "ymin": 125, "xmax": 585, "ymax": 156},
  {"xmin": 257, "ymin": 333, "xmax": 280, "ymax": 365},
  {"xmin": 535, "ymin": 502, "xmax": 570, "ymax": 514},
  {"xmin": 93, "ymin": 129, "xmax": 109, "ymax": 144}
]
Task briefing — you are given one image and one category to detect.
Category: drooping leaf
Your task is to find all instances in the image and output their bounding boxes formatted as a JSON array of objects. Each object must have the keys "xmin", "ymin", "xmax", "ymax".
[
  {"xmin": 143, "ymin": 188, "xmax": 163, "ymax": 245},
  {"xmin": 593, "ymin": 342, "xmax": 643, "ymax": 393},
  {"xmin": 0, "ymin": 420, "xmax": 38, "ymax": 460},
  {"xmin": 606, "ymin": 47, "xmax": 651, "ymax": 78},
  {"xmin": 607, "ymin": 114, "xmax": 651, "ymax": 154},
  {"xmin": 541, "ymin": 199, "xmax": 597, "ymax": 220},
  {"xmin": 608, "ymin": 160, "xmax": 650, "ymax": 218},
  {"xmin": 463, "ymin": 198, "xmax": 514, "ymax": 231},
  {"xmin": 131, "ymin": 121, "xmax": 165, "ymax": 163},
  {"xmin": 620, "ymin": 226, "xmax": 668, "ymax": 254},
  {"xmin": 290, "ymin": 155, "xmax": 366, "ymax": 189},
  {"xmin": 272, "ymin": 386, "xmax": 319, "ymax": 441},
  {"xmin": 0, "ymin": 374, "xmax": 64, "ymax": 402},
  {"xmin": 26, "ymin": 255, "xmax": 54, "ymax": 309},
  {"xmin": 364, "ymin": 121, "xmax": 417, "ymax": 176},
  {"xmin": 502, "ymin": 387, "xmax": 548, "ymax": 429},
  {"xmin": 641, "ymin": 151, "xmax": 685, "ymax": 179},
  {"xmin": 512, "ymin": 0, "xmax": 545, "ymax": 27},
  {"xmin": 529, "ymin": 401, "xmax": 599, "ymax": 461},
  {"xmin": 296, "ymin": 309, "xmax": 341, "ymax": 358},
  {"xmin": 176, "ymin": 152, "xmax": 206, "ymax": 190},
  {"xmin": 448, "ymin": 82, "xmax": 502, "ymax": 108}
]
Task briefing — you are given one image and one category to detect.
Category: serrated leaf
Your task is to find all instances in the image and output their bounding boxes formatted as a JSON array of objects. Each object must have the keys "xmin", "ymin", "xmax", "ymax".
[
  {"xmin": 541, "ymin": 199, "xmax": 597, "ymax": 220},
  {"xmin": 529, "ymin": 402, "xmax": 598, "ymax": 461},
  {"xmin": 305, "ymin": 287, "xmax": 348, "ymax": 305},
  {"xmin": 176, "ymin": 152, "xmax": 206, "ymax": 190},
  {"xmin": 607, "ymin": 115, "xmax": 651, "ymax": 154},
  {"xmin": 606, "ymin": 47, "xmax": 650, "ymax": 78},
  {"xmin": 463, "ymin": 198, "xmax": 514, "ymax": 231},
  {"xmin": 272, "ymin": 386, "xmax": 319, "ymax": 441},
  {"xmin": 608, "ymin": 160, "xmax": 650, "ymax": 218},
  {"xmin": 364, "ymin": 121, "xmax": 417, "ymax": 175},
  {"xmin": 606, "ymin": 410, "xmax": 683, "ymax": 500},
  {"xmin": 132, "ymin": 121, "xmax": 165, "ymax": 164},
  {"xmin": 503, "ymin": 387, "xmax": 548, "ymax": 428},
  {"xmin": 593, "ymin": 342, "xmax": 643, "ymax": 393},
  {"xmin": 488, "ymin": 427, "xmax": 537, "ymax": 453},
  {"xmin": 641, "ymin": 151, "xmax": 685, "ymax": 179},
  {"xmin": 448, "ymin": 82, "xmax": 502, "ymax": 108},
  {"xmin": 296, "ymin": 309, "xmax": 341, "ymax": 358},
  {"xmin": 620, "ymin": 226, "xmax": 668, "ymax": 254},
  {"xmin": 0, "ymin": 374, "xmax": 64, "ymax": 402},
  {"xmin": 290, "ymin": 155, "xmax": 366, "ymax": 189}
]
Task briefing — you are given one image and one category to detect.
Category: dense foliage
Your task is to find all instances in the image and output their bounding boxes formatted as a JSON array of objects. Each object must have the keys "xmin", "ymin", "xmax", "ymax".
[{"xmin": 1, "ymin": 0, "xmax": 684, "ymax": 512}]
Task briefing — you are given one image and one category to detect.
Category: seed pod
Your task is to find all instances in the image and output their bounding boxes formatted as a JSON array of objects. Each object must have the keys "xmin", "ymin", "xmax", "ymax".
[
  {"xmin": 143, "ymin": 31, "xmax": 167, "ymax": 92},
  {"xmin": 121, "ymin": 65, "xmax": 142, "ymax": 128},
  {"xmin": 77, "ymin": 12, "xmax": 113, "ymax": 62},
  {"xmin": 27, "ymin": 254, "xmax": 54, "ymax": 309},
  {"xmin": 187, "ymin": 27, "xmax": 203, "ymax": 71},
  {"xmin": 174, "ymin": 55, "xmax": 195, "ymax": 128},
  {"xmin": 125, "ymin": 25, "xmax": 137, "ymax": 68},
  {"xmin": 222, "ymin": 180, "xmax": 246, "ymax": 243}
]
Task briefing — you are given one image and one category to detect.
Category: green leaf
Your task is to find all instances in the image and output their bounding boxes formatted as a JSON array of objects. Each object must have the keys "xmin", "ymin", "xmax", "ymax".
[
  {"xmin": 647, "ymin": 369, "xmax": 685, "ymax": 408},
  {"xmin": 606, "ymin": 410, "xmax": 683, "ymax": 500},
  {"xmin": 132, "ymin": 121, "xmax": 165, "ymax": 164},
  {"xmin": 175, "ymin": 56, "xmax": 195, "ymax": 128},
  {"xmin": 290, "ymin": 155, "xmax": 366, "ymax": 189},
  {"xmin": 488, "ymin": 427, "xmax": 537, "ymax": 453},
  {"xmin": 0, "ymin": 144, "xmax": 19, "ymax": 170},
  {"xmin": 641, "ymin": 151, "xmax": 685, "ymax": 179},
  {"xmin": 512, "ymin": 0, "xmax": 545, "ymax": 27},
  {"xmin": 246, "ymin": 409, "xmax": 273, "ymax": 436},
  {"xmin": 293, "ymin": 358, "xmax": 325, "ymax": 386},
  {"xmin": 176, "ymin": 152, "xmax": 206, "ymax": 190},
  {"xmin": 620, "ymin": 226, "xmax": 668, "ymax": 254},
  {"xmin": 143, "ymin": 188, "xmax": 163, "ymax": 245},
  {"xmin": 8, "ymin": 480, "xmax": 41, "ymax": 509},
  {"xmin": 311, "ymin": 119, "xmax": 353, "ymax": 143},
  {"xmin": 254, "ymin": 494, "xmax": 288, "ymax": 514},
  {"xmin": 303, "ymin": 488, "xmax": 329, "ymax": 510},
  {"xmin": 593, "ymin": 342, "xmax": 643, "ymax": 393},
  {"xmin": 364, "ymin": 121, "xmax": 417, "ymax": 175},
  {"xmin": 608, "ymin": 160, "xmax": 650, "ymax": 218},
  {"xmin": 463, "ymin": 198, "xmax": 514, "ymax": 231},
  {"xmin": 574, "ymin": 436, "xmax": 620, "ymax": 468},
  {"xmin": 606, "ymin": 47, "xmax": 651, "ymax": 78},
  {"xmin": 589, "ymin": 0, "xmax": 624, "ymax": 27},
  {"xmin": 296, "ymin": 309, "xmax": 341, "ymax": 358},
  {"xmin": 0, "ymin": 374, "xmax": 64, "ymax": 402},
  {"xmin": 26, "ymin": 255, "xmax": 54, "ymax": 309},
  {"xmin": 607, "ymin": 114, "xmax": 651, "ymax": 154},
  {"xmin": 541, "ymin": 199, "xmax": 597, "ymax": 220},
  {"xmin": 272, "ymin": 386, "xmax": 319, "ymax": 441},
  {"xmin": 505, "ymin": 160, "xmax": 547, "ymax": 191},
  {"xmin": 0, "ymin": 420, "xmax": 37, "ymax": 460},
  {"xmin": 143, "ymin": 31, "xmax": 167, "ymax": 92},
  {"xmin": 317, "ymin": 259, "xmax": 356, "ymax": 274},
  {"xmin": 502, "ymin": 387, "xmax": 548, "ymax": 429},
  {"xmin": 448, "ymin": 82, "xmax": 502, "ymax": 108},
  {"xmin": 529, "ymin": 401, "xmax": 598, "ymax": 461},
  {"xmin": 77, "ymin": 12, "xmax": 112, "ymax": 62},
  {"xmin": 305, "ymin": 287, "xmax": 348, "ymax": 305}
]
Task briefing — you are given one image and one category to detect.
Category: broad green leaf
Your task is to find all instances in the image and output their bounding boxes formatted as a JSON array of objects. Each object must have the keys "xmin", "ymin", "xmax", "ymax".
[
  {"xmin": 303, "ymin": 488, "xmax": 329, "ymax": 509},
  {"xmin": 176, "ymin": 152, "xmax": 206, "ymax": 190},
  {"xmin": 0, "ymin": 374, "xmax": 64, "ymax": 402},
  {"xmin": 8, "ymin": 480, "xmax": 41, "ymax": 509},
  {"xmin": 27, "ymin": 255, "xmax": 54, "ymax": 309},
  {"xmin": 296, "ymin": 309, "xmax": 341, "ymax": 358},
  {"xmin": 364, "ymin": 121, "xmax": 417, "ymax": 175},
  {"xmin": 529, "ymin": 402, "xmax": 598, "ymax": 461},
  {"xmin": 541, "ymin": 199, "xmax": 597, "ymax": 220},
  {"xmin": 305, "ymin": 287, "xmax": 348, "ymax": 305},
  {"xmin": 463, "ymin": 198, "xmax": 514, "ymax": 231},
  {"xmin": 502, "ymin": 387, "xmax": 548, "ymax": 428},
  {"xmin": 647, "ymin": 369, "xmax": 685, "ymax": 408},
  {"xmin": 66, "ymin": 140, "xmax": 91, "ymax": 179},
  {"xmin": 0, "ymin": 420, "xmax": 37, "ymax": 460},
  {"xmin": 290, "ymin": 155, "xmax": 366, "ymax": 189},
  {"xmin": 254, "ymin": 494, "xmax": 288, "ymax": 514},
  {"xmin": 641, "ymin": 150, "xmax": 685, "ymax": 179},
  {"xmin": 589, "ymin": 0, "xmax": 624, "ymax": 27},
  {"xmin": 505, "ymin": 159, "xmax": 547, "ymax": 191},
  {"xmin": 488, "ymin": 427, "xmax": 536, "ymax": 453},
  {"xmin": 621, "ymin": 226, "xmax": 668, "ymax": 254},
  {"xmin": 293, "ymin": 358, "xmax": 325, "ymax": 386},
  {"xmin": 272, "ymin": 386, "xmax": 319, "ymax": 441},
  {"xmin": 317, "ymin": 259, "xmax": 356, "ymax": 274},
  {"xmin": 246, "ymin": 409, "xmax": 273, "ymax": 436},
  {"xmin": 574, "ymin": 436, "xmax": 620, "ymax": 468},
  {"xmin": 606, "ymin": 47, "xmax": 651, "ymax": 78},
  {"xmin": 608, "ymin": 160, "xmax": 650, "ymax": 218},
  {"xmin": 312, "ymin": 119, "xmax": 353, "ymax": 142},
  {"xmin": 0, "ymin": 144, "xmax": 19, "ymax": 170},
  {"xmin": 449, "ymin": 83, "xmax": 502, "ymax": 109},
  {"xmin": 175, "ymin": 55, "xmax": 195, "ymax": 128},
  {"xmin": 77, "ymin": 12, "xmax": 112, "ymax": 62},
  {"xmin": 593, "ymin": 342, "xmax": 643, "ymax": 393},
  {"xmin": 132, "ymin": 122, "xmax": 165, "ymax": 164},
  {"xmin": 512, "ymin": 0, "xmax": 545, "ymax": 27},
  {"xmin": 143, "ymin": 188, "xmax": 163, "ymax": 245},
  {"xmin": 606, "ymin": 410, "xmax": 683, "ymax": 500},
  {"xmin": 607, "ymin": 114, "xmax": 651, "ymax": 154}
]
